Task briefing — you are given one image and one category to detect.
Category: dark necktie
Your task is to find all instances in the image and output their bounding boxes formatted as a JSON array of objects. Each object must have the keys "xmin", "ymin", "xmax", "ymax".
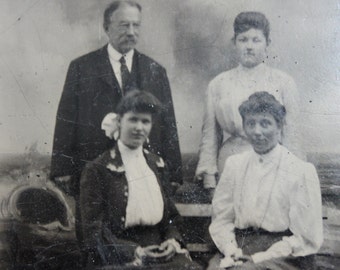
[{"xmin": 119, "ymin": 56, "xmax": 130, "ymax": 95}]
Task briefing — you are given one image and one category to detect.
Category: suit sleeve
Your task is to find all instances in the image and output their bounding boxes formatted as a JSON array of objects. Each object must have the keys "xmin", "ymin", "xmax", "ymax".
[
  {"xmin": 157, "ymin": 68, "xmax": 183, "ymax": 184},
  {"xmin": 50, "ymin": 60, "xmax": 80, "ymax": 180}
]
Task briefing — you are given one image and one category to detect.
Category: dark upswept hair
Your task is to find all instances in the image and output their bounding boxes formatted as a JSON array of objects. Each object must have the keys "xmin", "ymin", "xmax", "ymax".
[
  {"xmin": 233, "ymin": 11, "xmax": 270, "ymax": 44},
  {"xmin": 116, "ymin": 89, "xmax": 162, "ymax": 116},
  {"xmin": 103, "ymin": 1, "xmax": 142, "ymax": 31},
  {"xmin": 239, "ymin": 92, "xmax": 286, "ymax": 127}
]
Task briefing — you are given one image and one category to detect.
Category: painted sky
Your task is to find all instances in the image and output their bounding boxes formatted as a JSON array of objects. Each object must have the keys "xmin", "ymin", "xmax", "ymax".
[{"xmin": 0, "ymin": 0, "xmax": 339, "ymax": 155}]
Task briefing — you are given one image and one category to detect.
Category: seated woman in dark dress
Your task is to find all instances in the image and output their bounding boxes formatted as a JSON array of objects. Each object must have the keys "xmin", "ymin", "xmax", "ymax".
[
  {"xmin": 209, "ymin": 92, "xmax": 323, "ymax": 269},
  {"xmin": 79, "ymin": 90, "xmax": 196, "ymax": 268}
]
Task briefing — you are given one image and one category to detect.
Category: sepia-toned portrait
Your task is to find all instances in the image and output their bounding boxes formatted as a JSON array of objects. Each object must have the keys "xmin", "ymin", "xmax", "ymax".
[{"xmin": 0, "ymin": 0, "xmax": 339, "ymax": 269}]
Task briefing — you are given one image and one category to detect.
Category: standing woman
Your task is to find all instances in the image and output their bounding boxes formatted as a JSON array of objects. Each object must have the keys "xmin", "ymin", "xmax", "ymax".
[{"xmin": 196, "ymin": 12, "xmax": 302, "ymax": 189}]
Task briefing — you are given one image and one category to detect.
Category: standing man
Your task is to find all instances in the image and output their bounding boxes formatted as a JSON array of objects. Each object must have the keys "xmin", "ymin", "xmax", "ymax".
[{"xmin": 50, "ymin": 1, "xmax": 182, "ymax": 197}]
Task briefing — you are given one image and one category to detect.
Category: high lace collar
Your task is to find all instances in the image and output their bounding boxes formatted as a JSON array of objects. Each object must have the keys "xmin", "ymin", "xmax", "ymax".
[
  {"xmin": 117, "ymin": 139, "xmax": 143, "ymax": 158},
  {"xmin": 236, "ymin": 62, "xmax": 266, "ymax": 76},
  {"xmin": 252, "ymin": 144, "xmax": 282, "ymax": 164}
]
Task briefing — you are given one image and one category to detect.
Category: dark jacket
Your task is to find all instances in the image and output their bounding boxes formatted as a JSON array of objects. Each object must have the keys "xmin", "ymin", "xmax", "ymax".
[
  {"xmin": 79, "ymin": 144, "xmax": 183, "ymax": 266},
  {"xmin": 50, "ymin": 45, "xmax": 182, "ymax": 194}
]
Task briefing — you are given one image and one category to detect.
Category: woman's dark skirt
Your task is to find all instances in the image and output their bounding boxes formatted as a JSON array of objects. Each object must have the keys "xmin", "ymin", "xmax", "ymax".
[{"xmin": 208, "ymin": 228, "xmax": 316, "ymax": 270}]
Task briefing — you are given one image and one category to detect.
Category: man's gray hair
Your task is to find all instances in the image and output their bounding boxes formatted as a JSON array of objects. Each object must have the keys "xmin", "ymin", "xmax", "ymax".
[{"xmin": 103, "ymin": 1, "xmax": 142, "ymax": 31}]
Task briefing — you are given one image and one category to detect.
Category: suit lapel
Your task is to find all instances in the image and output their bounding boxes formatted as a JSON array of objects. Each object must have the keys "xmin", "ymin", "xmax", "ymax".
[
  {"xmin": 131, "ymin": 50, "xmax": 147, "ymax": 90},
  {"xmin": 99, "ymin": 46, "xmax": 145, "ymax": 96},
  {"xmin": 96, "ymin": 45, "xmax": 122, "ymax": 96}
]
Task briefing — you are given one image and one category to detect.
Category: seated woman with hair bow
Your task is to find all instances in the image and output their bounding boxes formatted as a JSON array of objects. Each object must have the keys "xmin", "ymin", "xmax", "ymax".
[
  {"xmin": 79, "ymin": 90, "xmax": 196, "ymax": 268},
  {"xmin": 208, "ymin": 92, "xmax": 323, "ymax": 270}
]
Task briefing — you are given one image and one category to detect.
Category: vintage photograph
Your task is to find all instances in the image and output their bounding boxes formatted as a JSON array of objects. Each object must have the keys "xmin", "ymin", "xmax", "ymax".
[{"xmin": 0, "ymin": 0, "xmax": 339, "ymax": 269}]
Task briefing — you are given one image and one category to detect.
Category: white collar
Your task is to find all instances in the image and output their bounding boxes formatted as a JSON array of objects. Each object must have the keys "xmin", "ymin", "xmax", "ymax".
[
  {"xmin": 107, "ymin": 44, "xmax": 134, "ymax": 69},
  {"xmin": 237, "ymin": 62, "xmax": 266, "ymax": 76},
  {"xmin": 253, "ymin": 144, "xmax": 282, "ymax": 164},
  {"xmin": 117, "ymin": 139, "xmax": 143, "ymax": 157}
]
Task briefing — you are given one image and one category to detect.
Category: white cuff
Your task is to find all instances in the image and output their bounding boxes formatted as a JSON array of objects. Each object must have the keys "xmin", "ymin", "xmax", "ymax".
[
  {"xmin": 220, "ymin": 256, "xmax": 235, "ymax": 268},
  {"xmin": 203, "ymin": 175, "xmax": 217, "ymax": 188},
  {"xmin": 223, "ymin": 243, "xmax": 241, "ymax": 257},
  {"xmin": 251, "ymin": 251, "xmax": 270, "ymax": 264}
]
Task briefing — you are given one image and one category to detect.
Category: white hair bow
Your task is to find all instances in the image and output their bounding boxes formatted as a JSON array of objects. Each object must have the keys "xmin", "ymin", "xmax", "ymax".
[{"xmin": 101, "ymin": 113, "xmax": 119, "ymax": 140}]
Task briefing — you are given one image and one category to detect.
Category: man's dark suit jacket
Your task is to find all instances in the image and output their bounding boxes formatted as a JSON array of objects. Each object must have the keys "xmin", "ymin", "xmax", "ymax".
[{"xmin": 50, "ymin": 45, "xmax": 182, "ymax": 195}]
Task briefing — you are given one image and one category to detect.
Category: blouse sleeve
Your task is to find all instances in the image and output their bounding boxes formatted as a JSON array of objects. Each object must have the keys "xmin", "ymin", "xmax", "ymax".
[
  {"xmin": 209, "ymin": 157, "xmax": 239, "ymax": 256},
  {"xmin": 251, "ymin": 163, "xmax": 323, "ymax": 263},
  {"xmin": 196, "ymin": 81, "xmax": 223, "ymax": 176},
  {"xmin": 281, "ymin": 76, "xmax": 305, "ymax": 160}
]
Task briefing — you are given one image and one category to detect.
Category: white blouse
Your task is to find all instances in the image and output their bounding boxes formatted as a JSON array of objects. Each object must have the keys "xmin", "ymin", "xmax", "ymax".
[
  {"xmin": 118, "ymin": 140, "xmax": 164, "ymax": 228},
  {"xmin": 209, "ymin": 144, "xmax": 323, "ymax": 263},
  {"xmin": 196, "ymin": 63, "xmax": 303, "ymax": 176}
]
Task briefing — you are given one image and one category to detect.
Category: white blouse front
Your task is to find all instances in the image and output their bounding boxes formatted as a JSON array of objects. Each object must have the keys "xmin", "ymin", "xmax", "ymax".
[
  {"xmin": 209, "ymin": 144, "xmax": 323, "ymax": 263},
  {"xmin": 197, "ymin": 63, "xmax": 302, "ymax": 175},
  {"xmin": 118, "ymin": 140, "xmax": 164, "ymax": 228}
]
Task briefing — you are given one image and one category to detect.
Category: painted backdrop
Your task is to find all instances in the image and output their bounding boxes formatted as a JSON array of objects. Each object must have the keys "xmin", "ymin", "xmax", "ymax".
[{"xmin": 0, "ymin": 0, "xmax": 339, "ymax": 156}]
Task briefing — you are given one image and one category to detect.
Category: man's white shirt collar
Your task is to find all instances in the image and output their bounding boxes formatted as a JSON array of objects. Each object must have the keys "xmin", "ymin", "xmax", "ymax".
[
  {"xmin": 107, "ymin": 44, "xmax": 134, "ymax": 71},
  {"xmin": 107, "ymin": 44, "xmax": 134, "ymax": 88}
]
